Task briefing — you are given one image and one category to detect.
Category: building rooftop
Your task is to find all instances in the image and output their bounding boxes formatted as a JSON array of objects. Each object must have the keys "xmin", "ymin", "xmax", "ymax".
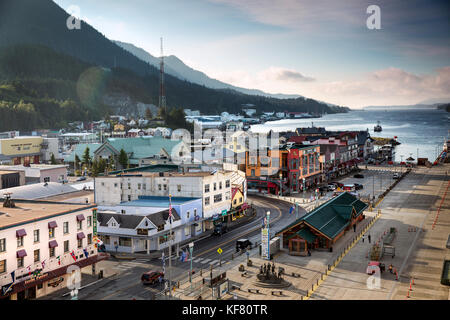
[
  {"xmin": 0, "ymin": 182, "xmax": 79, "ymax": 200},
  {"xmin": 120, "ymin": 195, "xmax": 201, "ymax": 207},
  {"xmin": 0, "ymin": 200, "xmax": 94, "ymax": 229}
]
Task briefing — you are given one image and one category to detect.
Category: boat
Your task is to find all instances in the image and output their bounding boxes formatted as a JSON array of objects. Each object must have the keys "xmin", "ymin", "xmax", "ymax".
[{"xmin": 374, "ymin": 121, "xmax": 382, "ymax": 132}]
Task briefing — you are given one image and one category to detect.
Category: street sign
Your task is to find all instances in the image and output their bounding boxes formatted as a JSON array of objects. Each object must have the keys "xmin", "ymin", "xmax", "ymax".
[
  {"xmin": 221, "ymin": 209, "xmax": 227, "ymax": 216},
  {"xmin": 217, "ymin": 248, "xmax": 222, "ymax": 254}
]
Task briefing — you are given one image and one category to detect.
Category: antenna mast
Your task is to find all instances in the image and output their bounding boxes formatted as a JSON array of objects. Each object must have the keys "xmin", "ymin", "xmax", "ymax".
[{"xmin": 159, "ymin": 37, "xmax": 167, "ymax": 121}]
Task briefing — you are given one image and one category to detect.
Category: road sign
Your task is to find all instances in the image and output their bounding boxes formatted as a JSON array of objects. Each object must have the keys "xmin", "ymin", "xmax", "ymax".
[{"xmin": 217, "ymin": 248, "xmax": 222, "ymax": 254}]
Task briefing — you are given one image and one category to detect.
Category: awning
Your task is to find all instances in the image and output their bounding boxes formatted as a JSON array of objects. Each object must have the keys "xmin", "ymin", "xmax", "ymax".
[
  {"xmin": 77, "ymin": 232, "xmax": 85, "ymax": 240},
  {"xmin": 48, "ymin": 221, "xmax": 58, "ymax": 229},
  {"xmin": 16, "ymin": 249, "xmax": 27, "ymax": 258},
  {"xmin": 16, "ymin": 229, "xmax": 27, "ymax": 237},
  {"xmin": 48, "ymin": 240, "xmax": 58, "ymax": 248},
  {"xmin": 76, "ymin": 214, "xmax": 85, "ymax": 221}
]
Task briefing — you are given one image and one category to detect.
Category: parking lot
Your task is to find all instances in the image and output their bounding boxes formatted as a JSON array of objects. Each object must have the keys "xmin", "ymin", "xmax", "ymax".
[{"xmin": 332, "ymin": 167, "xmax": 404, "ymax": 200}]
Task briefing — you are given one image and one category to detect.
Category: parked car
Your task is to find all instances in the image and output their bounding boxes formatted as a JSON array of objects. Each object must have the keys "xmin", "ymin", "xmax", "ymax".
[
  {"xmin": 236, "ymin": 239, "xmax": 252, "ymax": 252},
  {"xmin": 141, "ymin": 271, "xmax": 164, "ymax": 285},
  {"xmin": 213, "ymin": 223, "xmax": 227, "ymax": 235},
  {"xmin": 318, "ymin": 186, "xmax": 328, "ymax": 192},
  {"xmin": 393, "ymin": 172, "xmax": 400, "ymax": 179},
  {"xmin": 353, "ymin": 174, "xmax": 364, "ymax": 178},
  {"xmin": 367, "ymin": 158, "xmax": 375, "ymax": 164},
  {"xmin": 354, "ymin": 183, "xmax": 364, "ymax": 190},
  {"xmin": 343, "ymin": 184, "xmax": 355, "ymax": 191},
  {"xmin": 76, "ymin": 176, "xmax": 87, "ymax": 181},
  {"xmin": 331, "ymin": 182, "xmax": 344, "ymax": 188},
  {"xmin": 327, "ymin": 184, "xmax": 336, "ymax": 191}
]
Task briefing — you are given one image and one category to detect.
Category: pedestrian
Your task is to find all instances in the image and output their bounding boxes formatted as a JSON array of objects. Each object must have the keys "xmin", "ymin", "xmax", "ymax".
[
  {"xmin": 362, "ymin": 235, "xmax": 365, "ymax": 243},
  {"xmin": 307, "ymin": 249, "xmax": 311, "ymax": 256},
  {"xmin": 353, "ymin": 224, "xmax": 356, "ymax": 232},
  {"xmin": 388, "ymin": 264, "xmax": 393, "ymax": 274},
  {"xmin": 368, "ymin": 234, "xmax": 371, "ymax": 243}
]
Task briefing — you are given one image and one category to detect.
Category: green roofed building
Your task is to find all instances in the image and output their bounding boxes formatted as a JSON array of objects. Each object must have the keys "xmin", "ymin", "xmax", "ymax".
[
  {"xmin": 276, "ymin": 192, "xmax": 368, "ymax": 256},
  {"xmin": 94, "ymin": 136, "xmax": 190, "ymax": 168}
]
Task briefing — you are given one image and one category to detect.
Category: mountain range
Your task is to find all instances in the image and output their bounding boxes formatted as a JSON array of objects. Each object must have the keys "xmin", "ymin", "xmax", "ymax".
[
  {"xmin": 114, "ymin": 40, "xmax": 303, "ymax": 100},
  {"xmin": 0, "ymin": 0, "xmax": 348, "ymax": 131}
]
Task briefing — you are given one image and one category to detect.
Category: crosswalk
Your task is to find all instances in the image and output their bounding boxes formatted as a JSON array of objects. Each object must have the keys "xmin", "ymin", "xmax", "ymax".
[{"xmin": 113, "ymin": 261, "xmax": 149, "ymax": 271}]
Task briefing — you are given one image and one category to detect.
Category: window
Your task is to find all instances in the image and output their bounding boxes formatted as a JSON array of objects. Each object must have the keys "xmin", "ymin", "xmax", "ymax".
[
  {"xmin": 49, "ymin": 228, "xmax": 55, "ymax": 239},
  {"xmin": 101, "ymin": 182, "xmax": 105, "ymax": 186},
  {"xmin": 219, "ymin": 181, "xmax": 222, "ymax": 190},
  {"xmin": 194, "ymin": 209, "xmax": 197, "ymax": 217},
  {"xmin": 0, "ymin": 238, "xmax": 5, "ymax": 252},
  {"xmin": 205, "ymin": 184, "xmax": 210, "ymax": 193},
  {"xmin": 0, "ymin": 260, "xmax": 5, "ymax": 274},
  {"xmin": 77, "ymin": 239, "xmax": 83, "ymax": 248},
  {"xmin": 87, "ymin": 233, "xmax": 92, "ymax": 245},
  {"xmin": 226, "ymin": 180, "xmax": 230, "ymax": 188},
  {"xmin": 239, "ymin": 197, "xmax": 243, "ymax": 203},
  {"xmin": 233, "ymin": 199, "xmax": 237, "ymax": 205},
  {"xmin": 127, "ymin": 195, "xmax": 131, "ymax": 201},
  {"xmin": 77, "ymin": 220, "xmax": 82, "ymax": 230},
  {"xmin": 158, "ymin": 184, "xmax": 162, "ymax": 190},
  {"xmin": 64, "ymin": 240, "xmax": 69, "ymax": 253},
  {"xmin": 34, "ymin": 249, "xmax": 40, "ymax": 262},
  {"xmin": 101, "ymin": 235, "xmax": 110, "ymax": 245},
  {"xmin": 214, "ymin": 183, "xmax": 217, "ymax": 191},
  {"xmin": 128, "ymin": 183, "xmax": 131, "ymax": 190},
  {"xmin": 214, "ymin": 194, "xmax": 222, "ymax": 203},
  {"xmin": 33, "ymin": 230, "xmax": 40, "ymax": 243},
  {"xmin": 138, "ymin": 183, "xmax": 141, "ymax": 190},
  {"xmin": 17, "ymin": 237, "xmax": 24, "ymax": 248},
  {"xmin": 63, "ymin": 222, "xmax": 69, "ymax": 234},
  {"xmin": 87, "ymin": 216, "xmax": 92, "ymax": 227},
  {"xmin": 49, "ymin": 247, "xmax": 55, "ymax": 258},
  {"xmin": 17, "ymin": 257, "xmax": 24, "ymax": 268},
  {"xmin": 114, "ymin": 183, "xmax": 118, "ymax": 188},
  {"xmin": 225, "ymin": 191, "xmax": 231, "ymax": 200},
  {"xmin": 44, "ymin": 177, "xmax": 50, "ymax": 183},
  {"xmin": 185, "ymin": 226, "xmax": 191, "ymax": 236},
  {"xmin": 177, "ymin": 184, "xmax": 181, "ymax": 192},
  {"xmin": 251, "ymin": 169, "xmax": 255, "ymax": 176},
  {"xmin": 143, "ymin": 184, "xmax": 146, "ymax": 190},
  {"xmin": 205, "ymin": 197, "xmax": 210, "ymax": 206},
  {"xmin": 119, "ymin": 237, "xmax": 131, "ymax": 247},
  {"xmin": 163, "ymin": 184, "xmax": 167, "ymax": 191},
  {"xmin": 186, "ymin": 211, "xmax": 190, "ymax": 219}
]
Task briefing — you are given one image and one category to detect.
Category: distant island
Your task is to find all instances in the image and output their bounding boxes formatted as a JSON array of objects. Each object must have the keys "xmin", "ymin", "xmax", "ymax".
[
  {"xmin": 363, "ymin": 104, "xmax": 442, "ymax": 110},
  {"xmin": 437, "ymin": 103, "xmax": 450, "ymax": 112}
]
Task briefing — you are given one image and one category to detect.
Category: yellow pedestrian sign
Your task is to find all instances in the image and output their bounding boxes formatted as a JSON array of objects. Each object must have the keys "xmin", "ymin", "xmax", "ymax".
[{"xmin": 217, "ymin": 248, "xmax": 222, "ymax": 254}]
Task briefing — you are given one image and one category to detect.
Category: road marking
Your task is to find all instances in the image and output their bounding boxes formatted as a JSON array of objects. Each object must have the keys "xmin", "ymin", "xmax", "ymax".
[
  {"xmin": 202, "ymin": 258, "xmax": 212, "ymax": 264},
  {"xmin": 193, "ymin": 258, "xmax": 204, "ymax": 263},
  {"xmin": 210, "ymin": 259, "xmax": 219, "ymax": 265},
  {"xmin": 193, "ymin": 198, "xmax": 283, "ymax": 258}
]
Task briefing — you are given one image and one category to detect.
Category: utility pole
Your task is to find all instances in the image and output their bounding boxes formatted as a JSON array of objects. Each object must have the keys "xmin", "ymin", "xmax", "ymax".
[{"xmin": 159, "ymin": 37, "xmax": 167, "ymax": 122}]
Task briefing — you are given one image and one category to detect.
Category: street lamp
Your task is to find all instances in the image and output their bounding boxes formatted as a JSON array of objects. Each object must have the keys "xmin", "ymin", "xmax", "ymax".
[
  {"xmin": 400, "ymin": 155, "xmax": 404, "ymax": 174},
  {"xmin": 189, "ymin": 242, "xmax": 194, "ymax": 290}
]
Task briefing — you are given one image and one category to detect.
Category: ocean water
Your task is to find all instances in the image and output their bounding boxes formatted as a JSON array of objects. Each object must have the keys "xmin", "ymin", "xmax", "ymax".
[{"xmin": 251, "ymin": 108, "xmax": 450, "ymax": 162}]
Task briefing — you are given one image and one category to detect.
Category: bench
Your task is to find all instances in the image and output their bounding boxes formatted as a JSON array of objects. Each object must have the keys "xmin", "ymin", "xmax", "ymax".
[
  {"xmin": 248, "ymin": 288, "xmax": 260, "ymax": 294},
  {"xmin": 291, "ymin": 272, "xmax": 301, "ymax": 278},
  {"xmin": 231, "ymin": 285, "xmax": 241, "ymax": 291},
  {"xmin": 241, "ymin": 271, "xmax": 248, "ymax": 277},
  {"xmin": 271, "ymin": 290, "xmax": 283, "ymax": 296}
]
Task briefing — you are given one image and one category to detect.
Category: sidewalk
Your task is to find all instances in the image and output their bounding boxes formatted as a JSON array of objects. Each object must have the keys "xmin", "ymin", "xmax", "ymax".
[{"xmin": 308, "ymin": 163, "xmax": 450, "ymax": 300}]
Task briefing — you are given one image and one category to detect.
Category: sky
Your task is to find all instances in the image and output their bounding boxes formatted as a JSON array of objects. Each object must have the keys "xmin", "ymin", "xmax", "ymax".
[{"xmin": 53, "ymin": 0, "xmax": 450, "ymax": 108}]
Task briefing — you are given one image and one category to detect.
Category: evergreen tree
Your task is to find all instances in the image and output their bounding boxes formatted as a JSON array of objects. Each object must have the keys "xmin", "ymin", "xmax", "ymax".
[
  {"xmin": 50, "ymin": 152, "xmax": 57, "ymax": 164},
  {"xmin": 91, "ymin": 159, "xmax": 99, "ymax": 177},
  {"xmin": 74, "ymin": 154, "xmax": 81, "ymax": 170},
  {"xmin": 82, "ymin": 147, "xmax": 91, "ymax": 168},
  {"xmin": 145, "ymin": 107, "xmax": 152, "ymax": 119},
  {"xmin": 118, "ymin": 149, "xmax": 128, "ymax": 169}
]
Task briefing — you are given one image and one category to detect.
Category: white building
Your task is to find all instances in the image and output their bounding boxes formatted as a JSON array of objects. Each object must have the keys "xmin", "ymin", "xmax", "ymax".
[
  {"xmin": 0, "ymin": 164, "xmax": 68, "ymax": 184},
  {"xmin": 96, "ymin": 196, "xmax": 203, "ymax": 253},
  {"xmin": 94, "ymin": 170, "xmax": 236, "ymax": 229},
  {"xmin": 0, "ymin": 198, "xmax": 105, "ymax": 300}
]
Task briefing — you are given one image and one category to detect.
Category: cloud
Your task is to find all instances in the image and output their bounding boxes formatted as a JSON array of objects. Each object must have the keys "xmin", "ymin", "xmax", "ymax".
[{"xmin": 261, "ymin": 67, "xmax": 315, "ymax": 82}]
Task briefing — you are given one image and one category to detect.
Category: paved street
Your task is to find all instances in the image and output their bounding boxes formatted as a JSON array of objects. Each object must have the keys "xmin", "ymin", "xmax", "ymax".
[{"xmin": 41, "ymin": 196, "xmax": 296, "ymax": 300}]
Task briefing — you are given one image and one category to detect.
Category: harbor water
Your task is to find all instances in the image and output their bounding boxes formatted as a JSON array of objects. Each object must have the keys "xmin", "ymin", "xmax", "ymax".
[{"xmin": 251, "ymin": 108, "xmax": 449, "ymax": 162}]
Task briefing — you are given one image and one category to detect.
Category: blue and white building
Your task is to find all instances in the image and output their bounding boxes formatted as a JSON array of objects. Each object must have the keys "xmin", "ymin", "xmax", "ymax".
[{"xmin": 96, "ymin": 196, "xmax": 203, "ymax": 253}]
